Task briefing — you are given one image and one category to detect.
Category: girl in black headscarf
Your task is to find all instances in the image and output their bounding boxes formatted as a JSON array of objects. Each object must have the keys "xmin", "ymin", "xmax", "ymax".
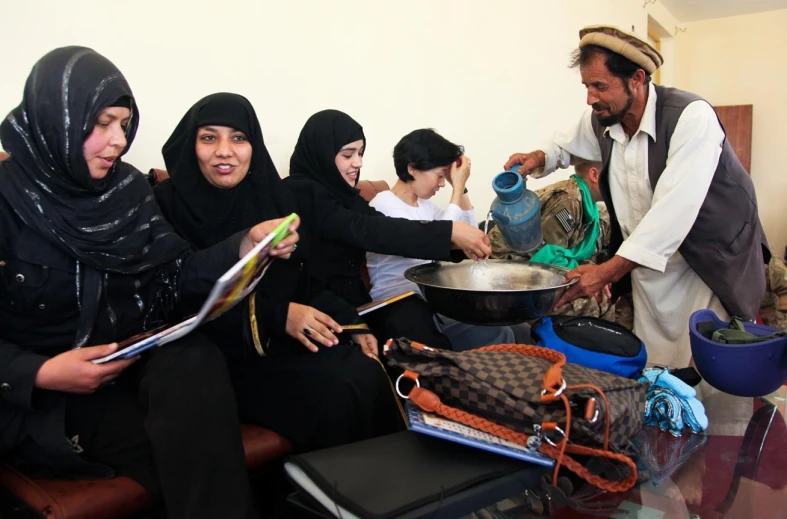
[
  {"xmin": 284, "ymin": 110, "xmax": 492, "ymax": 350},
  {"xmin": 0, "ymin": 48, "xmax": 295, "ymax": 519},
  {"xmin": 154, "ymin": 93, "xmax": 406, "ymax": 451}
]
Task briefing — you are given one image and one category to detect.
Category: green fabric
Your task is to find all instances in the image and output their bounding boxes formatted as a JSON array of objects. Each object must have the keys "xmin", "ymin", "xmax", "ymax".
[
  {"xmin": 711, "ymin": 316, "xmax": 787, "ymax": 344},
  {"xmin": 530, "ymin": 175, "xmax": 599, "ymax": 270}
]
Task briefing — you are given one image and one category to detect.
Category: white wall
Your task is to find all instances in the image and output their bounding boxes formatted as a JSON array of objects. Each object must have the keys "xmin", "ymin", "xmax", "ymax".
[
  {"xmin": 1, "ymin": 0, "xmax": 671, "ymax": 219},
  {"xmin": 645, "ymin": 1, "xmax": 680, "ymax": 86},
  {"xmin": 674, "ymin": 9, "xmax": 787, "ymax": 257}
]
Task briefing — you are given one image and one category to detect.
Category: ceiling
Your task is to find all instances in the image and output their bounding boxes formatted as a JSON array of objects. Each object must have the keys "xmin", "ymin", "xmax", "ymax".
[{"xmin": 659, "ymin": 0, "xmax": 787, "ymax": 21}]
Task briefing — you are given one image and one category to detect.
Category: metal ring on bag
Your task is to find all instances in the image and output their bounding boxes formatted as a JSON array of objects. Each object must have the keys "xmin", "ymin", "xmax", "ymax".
[
  {"xmin": 542, "ymin": 426, "xmax": 566, "ymax": 447},
  {"xmin": 540, "ymin": 378, "xmax": 567, "ymax": 398},
  {"xmin": 395, "ymin": 374, "xmax": 420, "ymax": 399}
]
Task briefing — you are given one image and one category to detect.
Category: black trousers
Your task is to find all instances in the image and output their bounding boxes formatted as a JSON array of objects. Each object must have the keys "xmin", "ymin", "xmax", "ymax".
[
  {"xmin": 229, "ymin": 342, "xmax": 406, "ymax": 453},
  {"xmin": 366, "ymin": 296, "xmax": 452, "ymax": 351},
  {"xmin": 63, "ymin": 334, "xmax": 258, "ymax": 519}
]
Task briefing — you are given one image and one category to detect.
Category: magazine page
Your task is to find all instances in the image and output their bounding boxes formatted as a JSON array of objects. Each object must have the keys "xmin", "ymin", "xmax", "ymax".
[{"xmin": 92, "ymin": 214, "xmax": 297, "ymax": 364}]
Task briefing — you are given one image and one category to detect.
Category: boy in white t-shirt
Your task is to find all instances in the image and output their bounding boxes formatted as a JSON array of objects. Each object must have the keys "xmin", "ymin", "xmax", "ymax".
[{"xmin": 366, "ymin": 129, "xmax": 516, "ymax": 350}]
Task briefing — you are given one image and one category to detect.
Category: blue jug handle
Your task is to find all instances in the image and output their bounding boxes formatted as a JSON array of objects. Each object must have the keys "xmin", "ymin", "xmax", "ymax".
[{"xmin": 505, "ymin": 164, "xmax": 525, "ymax": 188}]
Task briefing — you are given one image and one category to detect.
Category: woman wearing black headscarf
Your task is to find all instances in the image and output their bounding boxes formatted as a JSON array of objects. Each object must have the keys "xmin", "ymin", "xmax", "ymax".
[
  {"xmin": 154, "ymin": 93, "xmax": 406, "ymax": 452},
  {"xmin": 283, "ymin": 110, "xmax": 491, "ymax": 349},
  {"xmin": 0, "ymin": 48, "xmax": 295, "ymax": 518}
]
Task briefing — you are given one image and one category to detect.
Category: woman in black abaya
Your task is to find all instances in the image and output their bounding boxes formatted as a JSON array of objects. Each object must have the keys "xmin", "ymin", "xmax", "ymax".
[
  {"xmin": 154, "ymin": 93, "xmax": 405, "ymax": 451},
  {"xmin": 0, "ymin": 48, "xmax": 299, "ymax": 518}
]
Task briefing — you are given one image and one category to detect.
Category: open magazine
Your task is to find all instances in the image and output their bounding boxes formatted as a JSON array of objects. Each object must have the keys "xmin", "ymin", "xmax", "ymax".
[{"xmin": 93, "ymin": 213, "xmax": 298, "ymax": 364}]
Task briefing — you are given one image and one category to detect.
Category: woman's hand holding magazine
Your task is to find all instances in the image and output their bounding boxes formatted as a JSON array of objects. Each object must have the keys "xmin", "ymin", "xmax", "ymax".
[
  {"xmin": 241, "ymin": 215, "xmax": 300, "ymax": 258},
  {"xmin": 37, "ymin": 343, "xmax": 139, "ymax": 393},
  {"xmin": 92, "ymin": 214, "xmax": 300, "ymax": 364}
]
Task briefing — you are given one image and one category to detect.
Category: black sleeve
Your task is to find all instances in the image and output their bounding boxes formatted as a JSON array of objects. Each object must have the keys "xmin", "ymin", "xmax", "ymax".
[
  {"xmin": 0, "ymin": 211, "xmax": 50, "ymax": 409},
  {"xmin": 178, "ymin": 230, "xmax": 246, "ymax": 300},
  {"xmin": 306, "ymin": 290, "xmax": 363, "ymax": 326},
  {"xmin": 251, "ymin": 283, "xmax": 365, "ymax": 356},
  {"xmin": 449, "ymin": 250, "xmax": 467, "ymax": 263},
  {"xmin": 253, "ymin": 292, "xmax": 290, "ymax": 341},
  {"xmin": 0, "ymin": 340, "xmax": 48, "ymax": 409},
  {"xmin": 319, "ymin": 196, "xmax": 454, "ymax": 261},
  {"xmin": 252, "ymin": 273, "xmax": 363, "ymax": 342}
]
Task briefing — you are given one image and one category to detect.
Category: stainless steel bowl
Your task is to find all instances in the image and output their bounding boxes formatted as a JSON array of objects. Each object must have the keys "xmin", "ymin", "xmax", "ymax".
[{"xmin": 404, "ymin": 260, "xmax": 576, "ymax": 325}]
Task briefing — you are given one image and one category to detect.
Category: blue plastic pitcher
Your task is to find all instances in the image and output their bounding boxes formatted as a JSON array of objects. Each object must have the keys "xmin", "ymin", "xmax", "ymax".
[{"xmin": 490, "ymin": 166, "xmax": 543, "ymax": 253}]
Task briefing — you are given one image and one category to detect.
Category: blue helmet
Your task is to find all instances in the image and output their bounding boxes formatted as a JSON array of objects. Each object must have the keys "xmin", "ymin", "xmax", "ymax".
[{"xmin": 689, "ymin": 309, "xmax": 787, "ymax": 397}]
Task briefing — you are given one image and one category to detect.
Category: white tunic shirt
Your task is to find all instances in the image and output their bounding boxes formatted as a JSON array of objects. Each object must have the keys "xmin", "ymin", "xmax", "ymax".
[
  {"xmin": 367, "ymin": 191, "xmax": 477, "ymax": 301},
  {"xmin": 537, "ymin": 83, "xmax": 728, "ymax": 367}
]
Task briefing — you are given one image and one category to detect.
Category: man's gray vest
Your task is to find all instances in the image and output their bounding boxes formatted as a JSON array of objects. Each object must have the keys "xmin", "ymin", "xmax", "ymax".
[{"xmin": 591, "ymin": 85, "xmax": 769, "ymax": 320}]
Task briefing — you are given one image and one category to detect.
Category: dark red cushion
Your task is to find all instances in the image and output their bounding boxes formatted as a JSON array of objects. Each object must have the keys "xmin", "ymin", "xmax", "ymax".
[{"xmin": 0, "ymin": 425, "xmax": 292, "ymax": 519}]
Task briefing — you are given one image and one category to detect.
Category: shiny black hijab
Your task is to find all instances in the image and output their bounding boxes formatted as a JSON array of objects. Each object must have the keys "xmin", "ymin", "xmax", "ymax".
[
  {"xmin": 0, "ymin": 46, "xmax": 188, "ymax": 346},
  {"xmin": 289, "ymin": 109, "xmax": 365, "ymax": 207},
  {"xmin": 156, "ymin": 93, "xmax": 296, "ymax": 249}
]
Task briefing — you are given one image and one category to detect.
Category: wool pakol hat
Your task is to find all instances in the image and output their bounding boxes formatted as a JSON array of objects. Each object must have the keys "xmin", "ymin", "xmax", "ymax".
[{"xmin": 579, "ymin": 25, "xmax": 663, "ymax": 74}]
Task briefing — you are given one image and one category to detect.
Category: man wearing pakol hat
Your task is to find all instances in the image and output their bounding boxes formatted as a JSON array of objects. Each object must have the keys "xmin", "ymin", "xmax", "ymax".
[{"xmin": 503, "ymin": 25, "xmax": 769, "ymax": 367}]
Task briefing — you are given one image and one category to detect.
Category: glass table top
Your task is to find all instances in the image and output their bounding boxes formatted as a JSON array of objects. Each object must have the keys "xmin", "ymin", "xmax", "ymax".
[{"xmin": 470, "ymin": 383, "xmax": 787, "ymax": 519}]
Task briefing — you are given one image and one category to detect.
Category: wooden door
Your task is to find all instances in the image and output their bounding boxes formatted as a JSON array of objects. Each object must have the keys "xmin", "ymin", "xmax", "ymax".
[
  {"xmin": 647, "ymin": 31, "xmax": 661, "ymax": 85},
  {"xmin": 713, "ymin": 104, "xmax": 752, "ymax": 173}
]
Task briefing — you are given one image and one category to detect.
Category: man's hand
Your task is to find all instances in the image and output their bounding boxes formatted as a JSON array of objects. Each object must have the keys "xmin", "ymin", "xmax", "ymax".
[
  {"xmin": 354, "ymin": 334, "xmax": 378, "ymax": 359},
  {"xmin": 285, "ymin": 303, "xmax": 341, "ymax": 352},
  {"xmin": 554, "ymin": 256, "xmax": 636, "ymax": 308},
  {"xmin": 35, "ymin": 344, "xmax": 139, "ymax": 394},
  {"xmin": 503, "ymin": 150, "xmax": 545, "ymax": 177},
  {"xmin": 240, "ymin": 216, "xmax": 301, "ymax": 258}
]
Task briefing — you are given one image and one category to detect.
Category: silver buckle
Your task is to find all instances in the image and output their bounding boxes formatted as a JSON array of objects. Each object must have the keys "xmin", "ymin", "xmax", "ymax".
[
  {"xmin": 395, "ymin": 374, "xmax": 420, "ymax": 399},
  {"xmin": 543, "ymin": 426, "xmax": 566, "ymax": 447},
  {"xmin": 535, "ymin": 423, "xmax": 566, "ymax": 447},
  {"xmin": 540, "ymin": 378, "xmax": 567, "ymax": 398}
]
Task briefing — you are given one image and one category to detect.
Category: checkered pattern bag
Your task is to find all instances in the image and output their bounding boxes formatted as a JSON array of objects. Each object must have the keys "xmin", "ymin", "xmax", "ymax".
[{"xmin": 385, "ymin": 338, "xmax": 648, "ymax": 493}]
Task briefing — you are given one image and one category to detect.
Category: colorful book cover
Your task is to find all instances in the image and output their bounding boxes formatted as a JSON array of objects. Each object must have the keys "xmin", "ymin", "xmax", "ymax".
[
  {"xmin": 406, "ymin": 402, "xmax": 554, "ymax": 468},
  {"xmin": 93, "ymin": 214, "xmax": 297, "ymax": 364}
]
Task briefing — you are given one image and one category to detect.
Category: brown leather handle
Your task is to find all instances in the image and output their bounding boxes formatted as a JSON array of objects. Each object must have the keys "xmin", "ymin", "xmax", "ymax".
[
  {"xmin": 405, "ymin": 342, "xmax": 634, "ymax": 492},
  {"xmin": 476, "ymin": 343, "xmax": 567, "ymax": 396},
  {"xmin": 406, "ymin": 341, "xmax": 568, "ymax": 396}
]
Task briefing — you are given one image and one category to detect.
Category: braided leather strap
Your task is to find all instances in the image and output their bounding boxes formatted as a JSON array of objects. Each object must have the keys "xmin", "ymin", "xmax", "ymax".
[
  {"xmin": 541, "ymin": 442, "xmax": 638, "ymax": 491},
  {"xmin": 409, "ymin": 387, "xmax": 638, "ymax": 493},
  {"xmin": 404, "ymin": 342, "xmax": 638, "ymax": 493}
]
